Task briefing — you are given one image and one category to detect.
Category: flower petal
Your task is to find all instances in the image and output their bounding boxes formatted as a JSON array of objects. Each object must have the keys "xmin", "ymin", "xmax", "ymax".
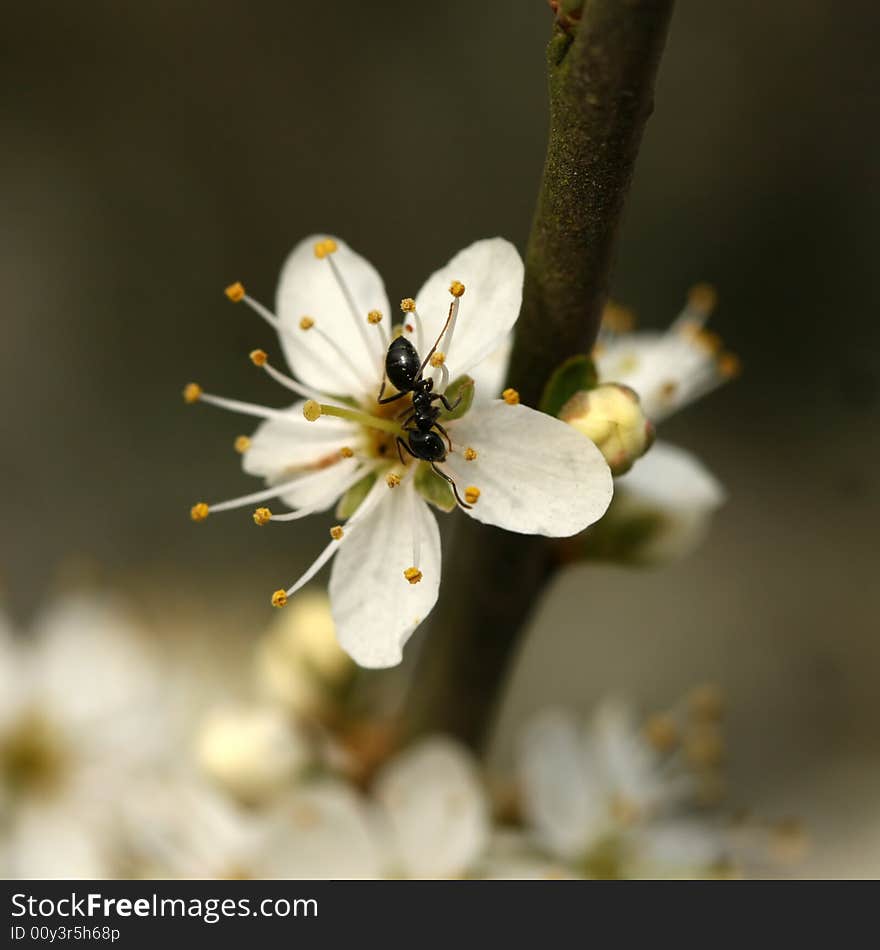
[
  {"xmin": 470, "ymin": 332, "xmax": 512, "ymax": 404},
  {"xmin": 374, "ymin": 737, "xmax": 490, "ymax": 879},
  {"xmin": 445, "ymin": 401, "xmax": 613, "ymax": 536},
  {"xmin": 329, "ymin": 483, "xmax": 440, "ymax": 668},
  {"xmin": 518, "ymin": 709, "xmax": 606, "ymax": 861},
  {"xmin": 243, "ymin": 401, "xmax": 359, "ymax": 483},
  {"xmin": 615, "ymin": 440, "xmax": 725, "ymax": 563},
  {"xmin": 276, "ymin": 235, "xmax": 390, "ymax": 398},
  {"xmin": 415, "ymin": 238, "xmax": 523, "ymax": 380}
]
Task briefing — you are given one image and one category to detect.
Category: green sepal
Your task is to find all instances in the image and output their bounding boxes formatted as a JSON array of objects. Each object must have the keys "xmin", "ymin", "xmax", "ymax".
[
  {"xmin": 414, "ymin": 462, "xmax": 456, "ymax": 512},
  {"xmin": 440, "ymin": 375, "xmax": 475, "ymax": 421},
  {"xmin": 539, "ymin": 354, "xmax": 598, "ymax": 418},
  {"xmin": 335, "ymin": 471, "xmax": 377, "ymax": 519}
]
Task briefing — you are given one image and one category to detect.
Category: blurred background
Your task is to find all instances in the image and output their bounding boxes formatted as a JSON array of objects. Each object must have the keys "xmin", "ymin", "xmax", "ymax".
[{"xmin": 1, "ymin": 0, "xmax": 878, "ymax": 877}]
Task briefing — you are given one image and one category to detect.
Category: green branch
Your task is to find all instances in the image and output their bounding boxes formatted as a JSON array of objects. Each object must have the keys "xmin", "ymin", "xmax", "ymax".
[{"xmin": 401, "ymin": 0, "xmax": 676, "ymax": 750}]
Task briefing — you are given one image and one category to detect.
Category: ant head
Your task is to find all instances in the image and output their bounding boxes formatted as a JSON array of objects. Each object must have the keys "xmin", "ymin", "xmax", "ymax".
[{"xmin": 423, "ymin": 378, "xmax": 434, "ymax": 392}]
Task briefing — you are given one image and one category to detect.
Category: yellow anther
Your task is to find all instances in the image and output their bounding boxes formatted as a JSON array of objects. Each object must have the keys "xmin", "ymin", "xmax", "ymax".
[
  {"xmin": 688, "ymin": 282, "xmax": 718, "ymax": 315},
  {"xmin": 718, "ymin": 352, "xmax": 742, "ymax": 378},
  {"xmin": 449, "ymin": 280, "xmax": 465, "ymax": 298},
  {"xmin": 253, "ymin": 507, "xmax": 272, "ymax": 526},
  {"xmin": 224, "ymin": 281, "xmax": 245, "ymax": 303},
  {"xmin": 643, "ymin": 713, "xmax": 679, "ymax": 752},
  {"xmin": 329, "ymin": 525, "xmax": 344, "ymax": 541},
  {"xmin": 190, "ymin": 502, "xmax": 209, "ymax": 521},
  {"xmin": 659, "ymin": 381, "xmax": 679, "ymax": 401},
  {"xmin": 403, "ymin": 566, "xmax": 423, "ymax": 585},
  {"xmin": 429, "ymin": 351, "xmax": 446, "ymax": 368},
  {"xmin": 299, "ymin": 316, "xmax": 315, "ymax": 331},
  {"xmin": 302, "ymin": 400, "xmax": 322, "ymax": 422},
  {"xmin": 313, "ymin": 239, "xmax": 337, "ymax": 259},
  {"xmin": 463, "ymin": 447, "xmax": 477, "ymax": 461},
  {"xmin": 367, "ymin": 309, "xmax": 383, "ymax": 324},
  {"xmin": 234, "ymin": 435, "xmax": 251, "ymax": 453},
  {"xmin": 684, "ymin": 724, "xmax": 725, "ymax": 767},
  {"xmin": 386, "ymin": 472, "xmax": 401, "ymax": 488},
  {"xmin": 271, "ymin": 589, "xmax": 288, "ymax": 608},
  {"xmin": 695, "ymin": 329, "xmax": 723, "ymax": 354},
  {"xmin": 183, "ymin": 382, "xmax": 203, "ymax": 404},
  {"xmin": 249, "ymin": 349, "xmax": 268, "ymax": 366},
  {"xmin": 464, "ymin": 486, "xmax": 481, "ymax": 505},
  {"xmin": 502, "ymin": 388, "xmax": 520, "ymax": 405},
  {"xmin": 340, "ymin": 446, "xmax": 354, "ymax": 458},
  {"xmin": 400, "ymin": 298, "xmax": 416, "ymax": 313}
]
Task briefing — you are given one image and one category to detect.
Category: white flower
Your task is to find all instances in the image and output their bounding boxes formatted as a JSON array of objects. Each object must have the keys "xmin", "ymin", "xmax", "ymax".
[
  {"xmin": 373, "ymin": 736, "xmax": 490, "ymax": 878},
  {"xmin": 0, "ymin": 595, "xmax": 170, "ymax": 879},
  {"xmin": 188, "ymin": 235, "xmax": 612, "ymax": 668},
  {"xmin": 124, "ymin": 777, "xmax": 383, "ymax": 880},
  {"xmin": 517, "ymin": 701, "xmax": 727, "ymax": 879},
  {"xmin": 195, "ymin": 702, "xmax": 312, "ymax": 805},
  {"xmin": 591, "ymin": 289, "xmax": 737, "ymax": 561}
]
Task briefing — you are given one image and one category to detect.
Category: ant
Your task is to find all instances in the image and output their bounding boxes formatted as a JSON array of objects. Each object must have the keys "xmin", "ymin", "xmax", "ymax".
[{"xmin": 377, "ymin": 302, "xmax": 472, "ymax": 509}]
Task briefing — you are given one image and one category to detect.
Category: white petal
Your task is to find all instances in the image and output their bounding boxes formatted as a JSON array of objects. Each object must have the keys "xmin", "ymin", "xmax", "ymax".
[
  {"xmin": 415, "ymin": 238, "xmax": 523, "ymax": 379},
  {"xmin": 518, "ymin": 709, "xmax": 607, "ymax": 861},
  {"xmin": 479, "ymin": 831, "xmax": 578, "ymax": 880},
  {"xmin": 264, "ymin": 781, "xmax": 384, "ymax": 880},
  {"xmin": 374, "ymin": 737, "xmax": 490, "ymax": 879},
  {"xmin": 276, "ymin": 235, "xmax": 389, "ymax": 398},
  {"xmin": 243, "ymin": 401, "xmax": 359, "ymax": 483},
  {"xmin": 329, "ymin": 484, "xmax": 440, "ymax": 668},
  {"xmin": 469, "ymin": 332, "xmax": 512, "ymax": 404},
  {"xmin": 446, "ymin": 402, "xmax": 613, "ymax": 536},
  {"xmin": 615, "ymin": 440, "xmax": 725, "ymax": 562}
]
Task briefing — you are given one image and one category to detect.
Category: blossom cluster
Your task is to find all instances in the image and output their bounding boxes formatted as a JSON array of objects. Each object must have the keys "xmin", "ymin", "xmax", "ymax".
[{"xmin": 0, "ymin": 592, "xmax": 797, "ymax": 880}]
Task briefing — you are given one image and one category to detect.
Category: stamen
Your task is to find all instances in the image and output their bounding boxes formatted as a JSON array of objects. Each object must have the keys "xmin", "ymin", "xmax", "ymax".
[
  {"xmin": 463, "ymin": 447, "xmax": 477, "ymax": 461},
  {"xmin": 234, "ymin": 435, "xmax": 251, "ymax": 453},
  {"xmin": 436, "ymin": 296, "xmax": 461, "ymax": 375},
  {"xmin": 329, "ymin": 525, "xmax": 344, "ymax": 540},
  {"xmin": 409, "ymin": 483, "xmax": 421, "ymax": 572},
  {"xmin": 183, "ymin": 383, "xmax": 203, "ymax": 404},
  {"xmin": 386, "ymin": 472, "xmax": 401, "ymax": 488},
  {"xmin": 197, "ymin": 392, "xmax": 295, "ymax": 422},
  {"xmin": 429, "ymin": 351, "xmax": 446, "ymax": 368},
  {"xmin": 300, "ymin": 316, "xmax": 315, "ymax": 330},
  {"xmin": 368, "ymin": 309, "xmax": 390, "ymax": 349},
  {"xmin": 274, "ymin": 477, "xmax": 387, "ymax": 600},
  {"xmin": 367, "ymin": 309, "xmax": 383, "ymax": 324},
  {"xmin": 313, "ymin": 238, "xmax": 338, "ymax": 259},
  {"xmin": 449, "ymin": 280, "xmax": 465, "ymax": 298},
  {"xmin": 206, "ymin": 464, "xmax": 358, "ymax": 517},
  {"xmin": 224, "ymin": 282, "xmax": 246, "ymax": 303},
  {"xmin": 271, "ymin": 590, "xmax": 288, "ymax": 608},
  {"xmin": 304, "ymin": 401, "xmax": 403, "ymax": 437},
  {"xmin": 254, "ymin": 354, "xmax": 325, "ymax": 402},
  {"xmin": 502, "ymin": 388, "xmax": 520, "ymax": 405},
  {"xmin": 403, "ymin": 567, "xmax": 423, "ymax": 585},
  {"xmin": 464, "ymin": 486, "xmax": 481, "ymax": 505},
  {"xmin": 340, "ymin": 446, "xmax": 354, "ymax": 458},
  {"xmin": 400, "ymin": 298, "xmax": 424, "ymax": 353},
  {"xmin": 190, "ymin": 502, "xmax": 209, "ymax": 521},
  {"xmin": 253, "ymin": 507, "xmax": 272, "ymax": 526},
  {"xmin": 265, "ymin": 464, "xmax": 373, "ymax": 522}
]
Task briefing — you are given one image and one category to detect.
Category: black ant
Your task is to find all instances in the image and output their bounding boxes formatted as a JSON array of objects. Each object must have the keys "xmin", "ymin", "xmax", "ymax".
[{"xmin": 377, "ymin": 302, "xmax": 472, "ymax": 509}]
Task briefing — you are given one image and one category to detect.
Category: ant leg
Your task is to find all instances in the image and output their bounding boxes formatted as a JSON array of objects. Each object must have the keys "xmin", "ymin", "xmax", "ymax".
[
  {"xmin": 431, "ymin": 462, "xmax": 472, "ymax": 510},
  {"xmin": 378, "ymin": 389, "xmax": 408, "ymax": 406},
  {"xmin": 398, "ymin": 409, "xmax": 416, "ymax": 427},
  {"xmin": 432, "ymin": 422, "xmax": 453, "ymax": 453},
  {"xmin": 418, "ymin": 299, "xmax": 457, "ymax": 375},
  {"xmin": 396, "ymin": 436, "xmax": 417, "ymax": 466},
  {"xmin": 432, "ymin": 392, "xmax": 462, "ymax": 413}
]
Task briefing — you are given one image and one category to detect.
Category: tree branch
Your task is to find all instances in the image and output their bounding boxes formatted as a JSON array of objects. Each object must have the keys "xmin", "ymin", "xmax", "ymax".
[{"xmin": 401, "ymin": 0, "xmax": 675, "ymax": 750}]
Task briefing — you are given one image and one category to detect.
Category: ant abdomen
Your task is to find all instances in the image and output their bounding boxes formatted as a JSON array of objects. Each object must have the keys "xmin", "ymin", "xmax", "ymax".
[
  {"xmin": 407, "ymin": 429, "xmax": 446, "ymax": 462},
  {"xmin": 385, "ymin": 336, "xmax": 421, "ymax": 393}
]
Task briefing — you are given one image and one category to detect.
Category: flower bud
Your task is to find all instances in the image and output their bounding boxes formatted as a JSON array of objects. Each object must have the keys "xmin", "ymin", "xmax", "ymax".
[
  {"xmin": 559, "ymin": 383, "xmax": 654, "ymax": 476},
  {"xmin": 255, "ymin": 591, "xmax": 354, "ymax": 717},
  {"xmin": 196, "ymin": 704, "xmax": 310, "ymax": 804}
]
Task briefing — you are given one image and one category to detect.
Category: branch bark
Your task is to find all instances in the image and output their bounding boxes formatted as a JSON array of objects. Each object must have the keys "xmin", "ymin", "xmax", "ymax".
[{"xmin": 401, "ymin": 0, "xmax": 675, "ymax": 750}]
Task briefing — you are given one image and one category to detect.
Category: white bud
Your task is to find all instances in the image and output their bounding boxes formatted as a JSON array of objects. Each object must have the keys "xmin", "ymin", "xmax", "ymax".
[
  {"xmin": 559, "ymin": 383, "xmax": 654, "ymax": 476},
  {"xmin": 196, "ymin": 703, "xmax": 310, "ymax": 804}
]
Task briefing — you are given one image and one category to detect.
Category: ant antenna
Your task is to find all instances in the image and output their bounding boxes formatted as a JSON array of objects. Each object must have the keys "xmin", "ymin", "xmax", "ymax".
[
  {"xmin": 418, "ymin": 300, "xmax": 457, "ymax": 375},
  {"xmin": 431, "ymin": 462, "xmax": 472, "ymax": 510}
]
